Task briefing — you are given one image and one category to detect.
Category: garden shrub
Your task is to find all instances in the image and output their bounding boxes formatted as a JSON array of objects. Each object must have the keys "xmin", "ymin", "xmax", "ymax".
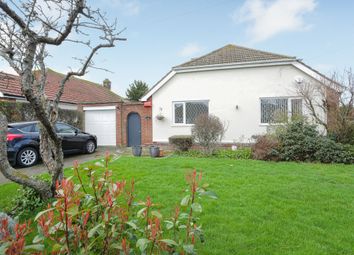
[
  {"xmin": 0, "ymin": 101, "xmax": 83, "ymax": 128},
  {"xmin": 0, "ymin": 213, "xmax": 16, "ymax": 239},
  {"xmin": 277, "ymin": 120, "xmax": 319, "ymax": 162},
  {"xmin": 9, "ymin": 177, "xmax": 49, "ymax": 217},
  {"xmin": 214, "ymin": 148, "xmax": 252, "ymax": 159},
  {"xmin": 175, "ymin": 148, "xmax": 252, "ymax": 159},
  {"xmin": 251, "ymin": 135, "xmax": 280, "ymax": 161},
  {"xmin": 175, "ymin": 149, "xmax": 204, "ymax": 158},
  {"xmin": 276, "ymin": 120, "xmax": 354, "ymax": 163},
  {"xmin": 192, "ymin": 114, "xmax": 226, "ymax": 155},
  {"xmin": 252, "ymin": 120, "xmax": 354, "ymax": 164},
  {"xmin": 314, "ymin": 138, "xmax": 354, "ymax": 164},
  {"xmin": 169, "ymin": 135, "xmax": 193, "ymax": 151},
  {"xmin": 0, "ymin": 155, "xmax": 217, "ymax": 254}
]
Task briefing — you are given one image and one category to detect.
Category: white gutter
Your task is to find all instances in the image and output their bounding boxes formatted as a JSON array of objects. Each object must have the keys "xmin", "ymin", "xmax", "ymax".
[{"xmin": 141, "ymin": 70, "xmax": 176, "ymax": 101}]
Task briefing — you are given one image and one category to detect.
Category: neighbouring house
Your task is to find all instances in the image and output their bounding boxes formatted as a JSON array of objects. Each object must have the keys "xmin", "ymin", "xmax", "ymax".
[
  {"xmin": 0, "ymin": 69, "xmax": 152, "ymax": 147},
  {"xmin": 141, "ymin": 44, "xmax": 336, "ymax": 144}
]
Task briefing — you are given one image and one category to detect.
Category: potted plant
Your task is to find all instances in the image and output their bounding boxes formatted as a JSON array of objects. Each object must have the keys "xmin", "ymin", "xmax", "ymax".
[
  {"xmin": 156, "ymin": 113, "xmax": 164, "ymax": 120},
  {"xmin": 149, "ymin": 145, "xmax": 160, "ymax": 157},
  {"xmin": 132, "ymin": 145, "xmax": 142, "ymax": 156}
]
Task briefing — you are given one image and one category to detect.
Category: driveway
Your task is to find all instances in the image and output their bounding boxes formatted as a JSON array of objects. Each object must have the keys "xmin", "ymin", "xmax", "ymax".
[{"xmin": 0, "ymin": 146, "xmax": 119, "ymax": 184}]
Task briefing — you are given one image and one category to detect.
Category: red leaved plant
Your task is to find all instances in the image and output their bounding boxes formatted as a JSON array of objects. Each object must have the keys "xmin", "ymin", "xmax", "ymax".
[{"xmin": 0, "ymin": 154, "xmax": 217, "ymax": 254}]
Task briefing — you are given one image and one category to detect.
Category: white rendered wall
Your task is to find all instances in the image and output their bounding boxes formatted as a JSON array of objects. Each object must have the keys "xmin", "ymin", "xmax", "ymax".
[{"xmin": 152, "ymin": 64, "xmax": 325, "ymax": 143}]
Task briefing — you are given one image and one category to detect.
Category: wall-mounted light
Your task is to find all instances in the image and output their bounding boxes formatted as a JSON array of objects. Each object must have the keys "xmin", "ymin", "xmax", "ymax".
[{"xmin": 235, "ymin": 105, "xmax": 239, "ymax": 110}]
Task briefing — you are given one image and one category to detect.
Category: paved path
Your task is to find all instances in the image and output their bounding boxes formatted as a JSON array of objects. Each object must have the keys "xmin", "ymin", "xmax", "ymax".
[{"xmin": 0, "ymin": 146, "xmax": 119, "ymax": 184}]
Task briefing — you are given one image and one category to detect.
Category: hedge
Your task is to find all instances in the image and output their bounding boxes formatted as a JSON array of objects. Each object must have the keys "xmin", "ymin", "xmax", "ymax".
[{"xmin": 0, "ymin": 101, "xmax": 83, "ymax": 129}]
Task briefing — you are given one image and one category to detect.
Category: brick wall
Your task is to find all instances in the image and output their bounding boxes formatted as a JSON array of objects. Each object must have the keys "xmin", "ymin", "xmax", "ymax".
[
  {"xmin": 79, "ymin": 99, "xmax": 152, "ymax": 147},
  {"xmin": 120, "ymin": 99, "xmax": 152, "ymax": 146},
  {"xmin": 326, "ymin": 87, "xmax": 340, "ymax": 131}
]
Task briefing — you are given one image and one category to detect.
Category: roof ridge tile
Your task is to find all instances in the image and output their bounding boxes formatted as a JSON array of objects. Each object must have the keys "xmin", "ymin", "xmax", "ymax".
[{"xmin": 176, "ymin": 44, "xmax": 296, "ymax": 68}]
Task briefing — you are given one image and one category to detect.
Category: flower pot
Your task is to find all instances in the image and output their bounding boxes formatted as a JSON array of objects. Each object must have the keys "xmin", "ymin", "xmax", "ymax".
[
  {"xmin": 159, "ymin": 149, "xmax": 164, "ymax": 157},
  {"xmin": 156, "ymin": 114, "xmax": 165, "ymax": 120},
  {"xmin": 132, "ymin": 146, "xmax": 142, "ymax": 157},
  {"xmin": 149, "ymin": 146, "xmax": 160, "ymax": 157}
]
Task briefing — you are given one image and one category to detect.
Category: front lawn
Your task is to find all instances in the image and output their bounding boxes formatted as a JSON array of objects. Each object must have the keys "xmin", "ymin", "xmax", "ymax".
[{"xmin": 0, "ymin": 157, "xmax": 353, "ymax": 254}]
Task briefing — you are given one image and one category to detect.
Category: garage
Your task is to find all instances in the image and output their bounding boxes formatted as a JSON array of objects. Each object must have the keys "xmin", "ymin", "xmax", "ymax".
[{"xmin": 84, "ymin": 106, "xmax": 116, "ymax": 146}]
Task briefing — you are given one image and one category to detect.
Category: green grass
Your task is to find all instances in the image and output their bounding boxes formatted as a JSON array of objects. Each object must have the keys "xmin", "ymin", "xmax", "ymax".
[{"xmin": 0, "ymin": 156, "xmax": 354, "ymax": 254}]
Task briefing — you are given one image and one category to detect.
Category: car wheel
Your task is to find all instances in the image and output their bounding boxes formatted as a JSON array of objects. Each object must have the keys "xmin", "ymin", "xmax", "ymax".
[
  {"xmin": 85, "ymin": 140, "xmax": 96, "ymax": 154},
  {"xmin": 17, "ymin": 147, "xmax": 38, "ymax": 167}
]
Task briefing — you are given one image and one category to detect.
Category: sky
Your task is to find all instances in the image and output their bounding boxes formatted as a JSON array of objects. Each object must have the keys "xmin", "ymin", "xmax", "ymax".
[{"xmin": 1, "ymin": 0, "xmax": 354, "ymax": 96}]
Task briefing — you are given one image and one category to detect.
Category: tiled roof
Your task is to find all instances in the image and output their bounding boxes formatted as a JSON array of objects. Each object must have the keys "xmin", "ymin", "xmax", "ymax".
[
  {"xmin": 0, "ymin": 69, "xmax": 122, "ymax": 104},
  {"xmin": 176, "ymin": 44, "xmax": 296, "ymax": 68},
  {"xmin": 0, "ymin": 72, "xmax": 22, "ymax": 97}
]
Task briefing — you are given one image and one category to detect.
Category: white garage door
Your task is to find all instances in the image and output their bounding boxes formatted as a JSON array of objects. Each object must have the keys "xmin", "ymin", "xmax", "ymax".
[{"xmin": 84, "ymin": 106, "xmax": 116, "ymax": 146}]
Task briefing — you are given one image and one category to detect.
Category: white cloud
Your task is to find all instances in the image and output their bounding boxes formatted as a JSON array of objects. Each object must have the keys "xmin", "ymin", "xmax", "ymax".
[
  {"xmin": 103, "ymin": 0, "xmax": 140, "ymax": 16},
  {"xmin": 178, "ymin": 43, "xmax": 203, "ymax": 58},
  {"xmin": 233, "ymin": 0, "xmax": 317, "ymax": 43}
]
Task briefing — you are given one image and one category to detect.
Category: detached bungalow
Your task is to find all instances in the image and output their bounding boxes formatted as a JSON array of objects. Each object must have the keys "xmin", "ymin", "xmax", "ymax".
[
  {"xmin": 142, "ymin": 44, "xmax": 335, "ymax": 144},
  {"xmin": 0, "ymin": 69, "xmax": 152, "ymax": 147}
]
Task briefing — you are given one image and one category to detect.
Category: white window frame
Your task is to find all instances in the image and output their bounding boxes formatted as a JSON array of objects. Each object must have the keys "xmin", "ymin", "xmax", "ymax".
[
  {"xmin": 172, "ymin": 100, "xmax": 209, "ymax": 126},
  {"xmin": 259, "ymin": 97, "xmax": 303, "ymax": 125}
]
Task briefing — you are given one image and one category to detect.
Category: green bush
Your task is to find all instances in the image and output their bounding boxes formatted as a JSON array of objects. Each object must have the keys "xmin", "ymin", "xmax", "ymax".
[
  {"xmin": 277, "ymin": 121, "xmax": 319, "ymax": 162},
  {"xmin": 251, "ymin": 120, "xmax": 354, "ymax": 164},
  {"xmin": 169, "ymin": 135, "xmax": 193, "ymax": 151},
  {"xmin": 175, "ymin": 148, "xmax": 252, "ymax": 159},
  {"xmin": 314, "ymin": 138, "xmax": 354, "ymax": 164},
  {"xmin": 214, "ymin": 148, "xmax": 252, "ymax": 159},
  {"xmin": 175, "ymin": 149, "xmax": 204, "ymax": 158},
  {"xmin": 9, "ymin": 178, "xmax": 49, "ymax": 217},
  {"xmin": 0, "ymin": 101, "xmax": 83, "ymax": 128}
]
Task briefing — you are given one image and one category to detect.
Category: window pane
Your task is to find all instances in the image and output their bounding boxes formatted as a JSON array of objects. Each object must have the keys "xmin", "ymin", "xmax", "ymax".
[
  {"xmin": 55, "ymin": 123, "xmax": 76, "ymax": 133},
  {"xmin": 186, "ymin": 101, "xmax": 209, "ymax": 124},
  {"xmin": 261, "ymin": 98, "xmax": 288, "ymax": 123},
  {"xmin": 33, "ymin": 124, "xmax": 39, "ymax": 132},
  {"xmin": 19, "ymin": 124, "xmax": 34, "ymax": 133},
  {"xmin": 291, "ymin": 99, "xmax": 302, "ymax": 120},
  {"xmin": 174, "ymin": 103, "xmax": 184, "ymax": 124}
]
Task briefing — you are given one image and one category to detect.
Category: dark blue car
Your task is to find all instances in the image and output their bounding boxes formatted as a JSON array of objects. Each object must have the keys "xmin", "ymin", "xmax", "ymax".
[{"xmin": 7, "ymin": 121, "xmax": 97, "ymax": 167}]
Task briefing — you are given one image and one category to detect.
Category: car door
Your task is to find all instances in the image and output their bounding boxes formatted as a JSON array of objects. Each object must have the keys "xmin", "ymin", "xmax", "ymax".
[{"xmin": 55, "ymin": 123, "xmax": 82, "ymax": 152}]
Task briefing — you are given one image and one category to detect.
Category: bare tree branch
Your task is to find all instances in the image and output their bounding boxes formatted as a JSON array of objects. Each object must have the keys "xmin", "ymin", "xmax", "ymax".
[
  {"xmin": 0, "ymin": 0, "xmax": 124, "ymax": 198},
  {"xmin": 295, "ymin": 69, "xmax": 354, "ymax": 143}
]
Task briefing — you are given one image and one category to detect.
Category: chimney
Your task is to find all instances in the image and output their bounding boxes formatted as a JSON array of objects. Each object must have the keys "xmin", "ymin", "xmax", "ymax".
[{"xmin": 103, "ymin": 78, "xmax": 111, "ymax": 90}]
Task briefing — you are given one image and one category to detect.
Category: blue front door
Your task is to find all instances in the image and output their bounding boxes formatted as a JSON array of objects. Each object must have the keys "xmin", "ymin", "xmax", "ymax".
[{"xmin": 127, "ymin": 112, "xmax": 141, "ymax": 147}]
